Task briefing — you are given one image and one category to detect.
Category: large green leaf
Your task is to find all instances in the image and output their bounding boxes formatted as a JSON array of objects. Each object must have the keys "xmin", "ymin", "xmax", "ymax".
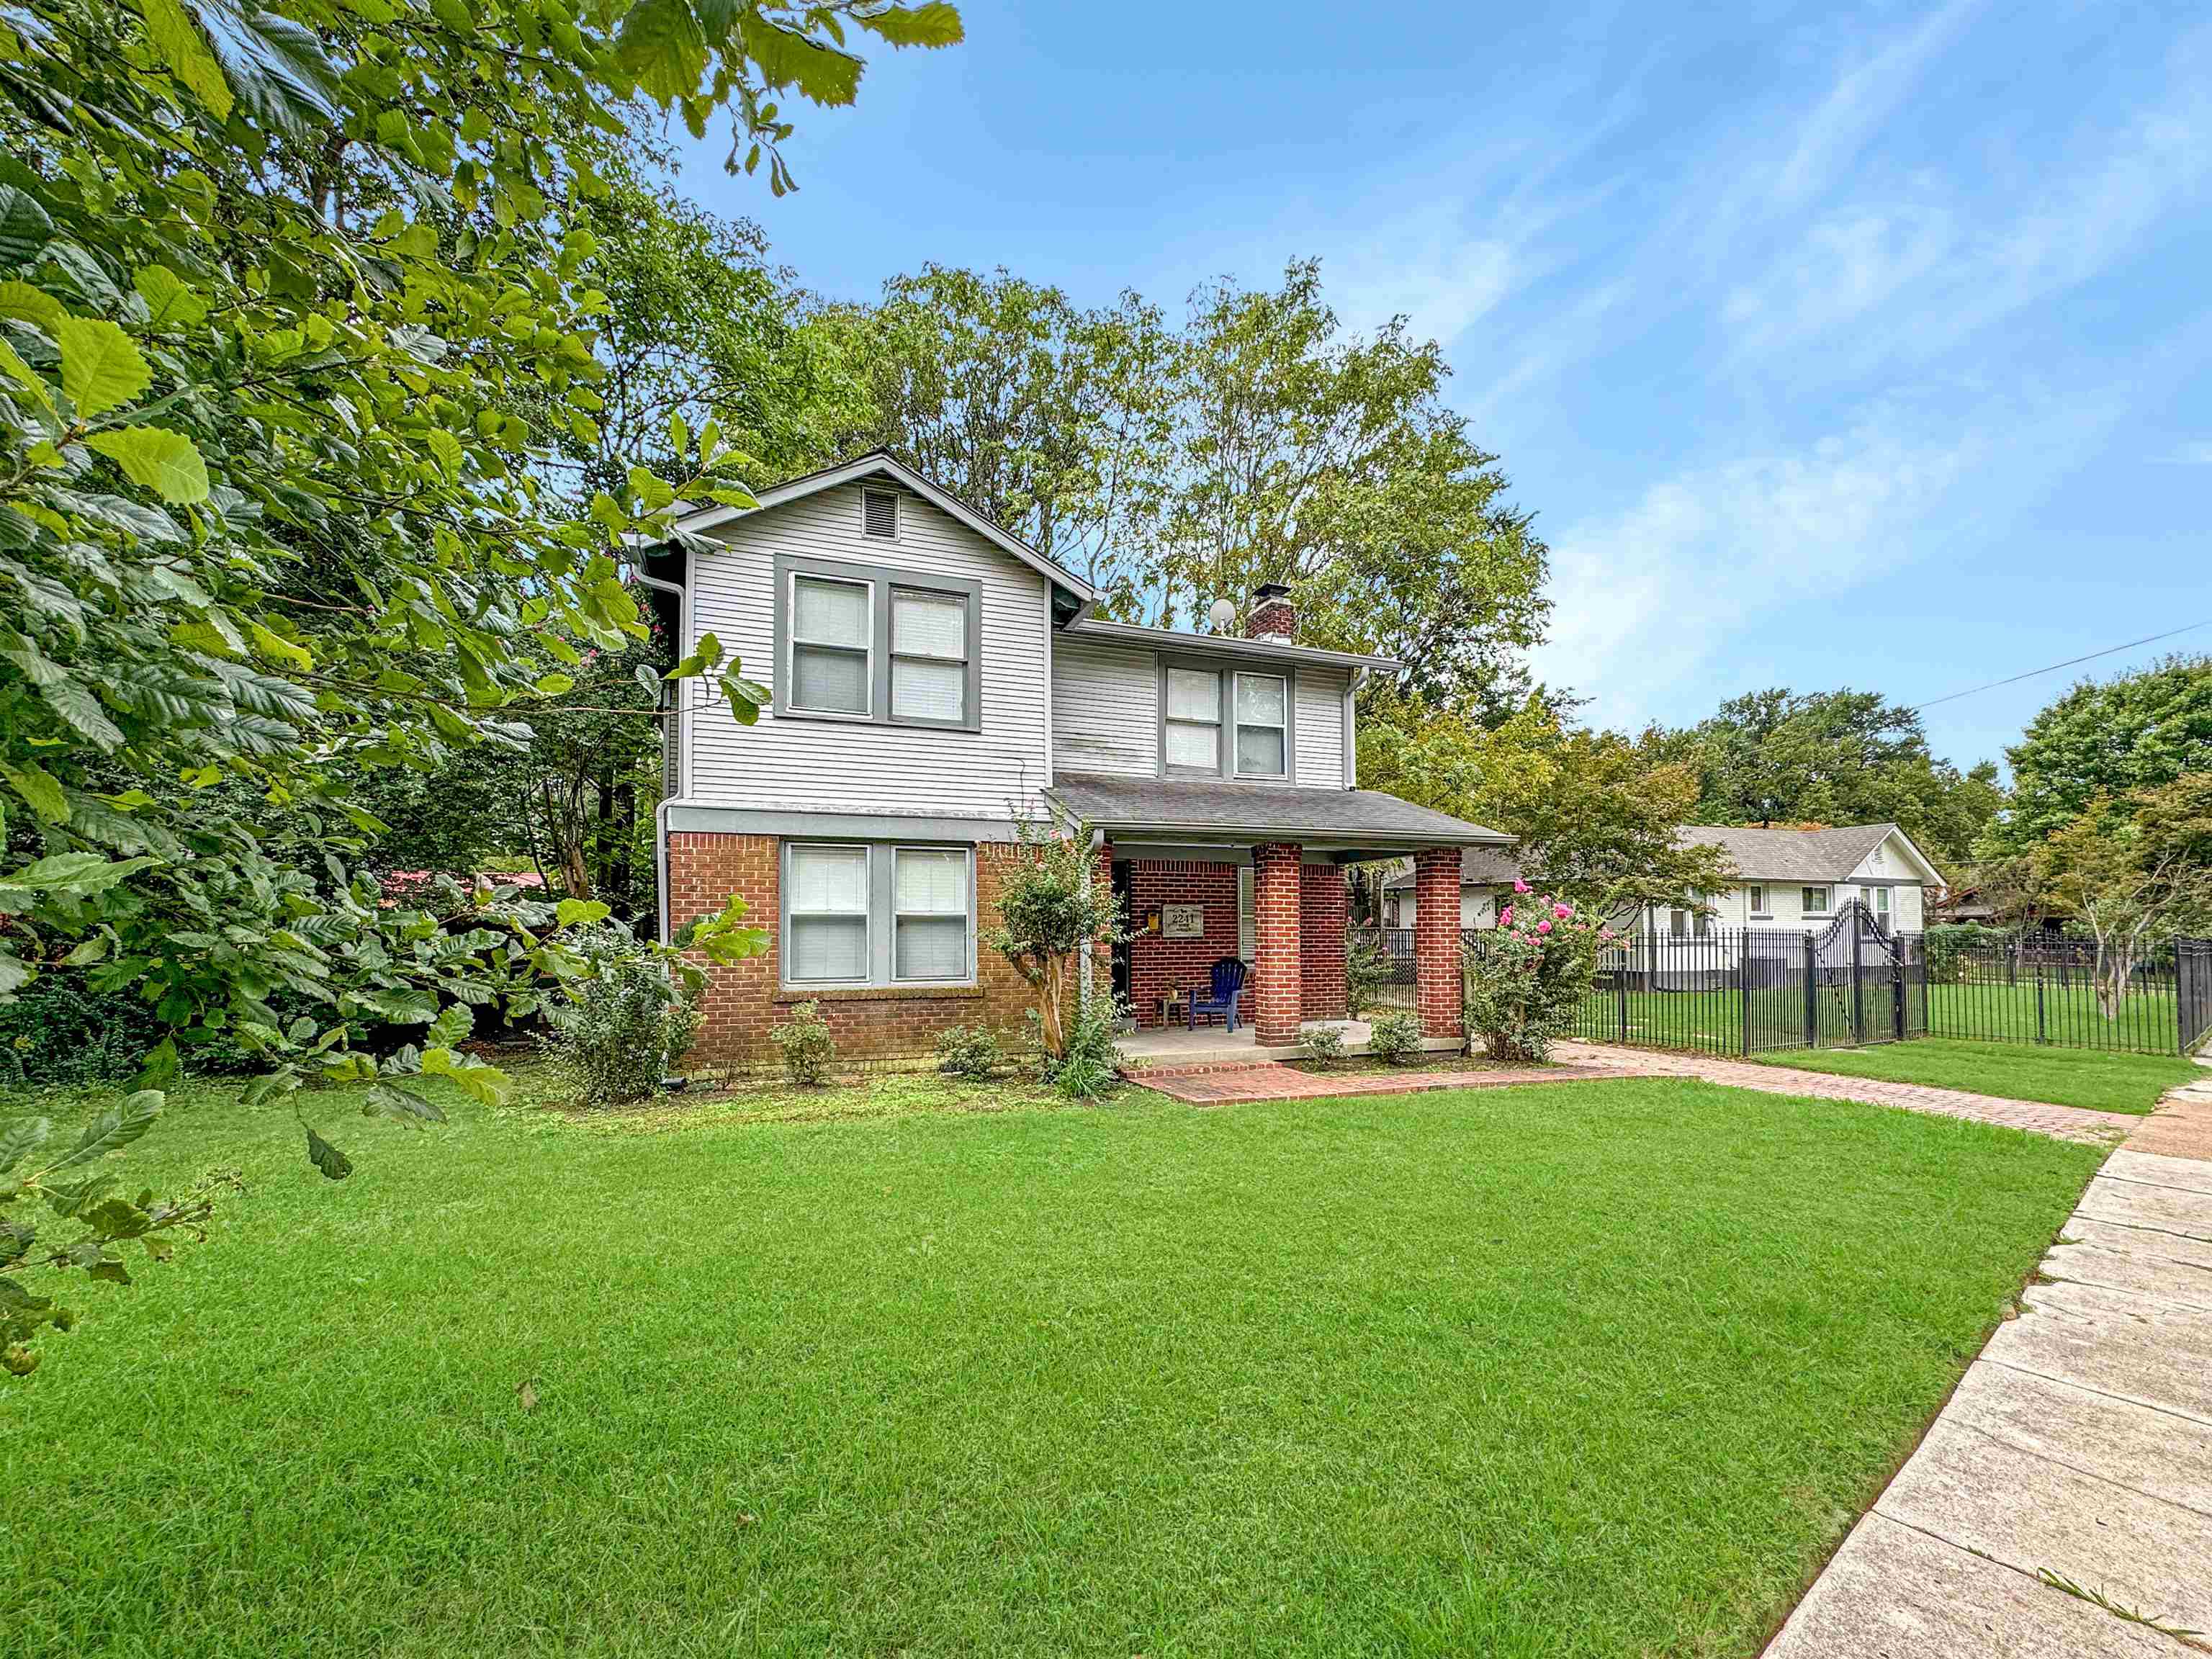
[
  {"xmin": 0, "ymin": 1117, "xmax": 50, "ymax": 1178},
  {"xmin": 0, "ymin": 759, "xmax": 68, "ymax": 823},
  {"xmin": 132, "ymin": 0, "xmax": 235, "ymax": 120},
  {"xmin": 55, "ymin": 317, "xmax": 151, "ymax": 417},
  {"xmin": 38, "ymin": 676, "xmax": 126, "ymax": 751},
  {"xmin": 366, "ymin": 1082, "xmax": 446, "ymax": 1125},
  {"xmin": 0, "ymin": 852, "xmax": 155, "ymax": 896},
  {"xmin": 0, "ymin": 184, "xmax": 53, "ymax": 268},
  {"xmin": 41, "ymin": 1091, "xmax": 161, "ymax": 1174},
  {"xmin": 86, "ymin": 426, "xmax": 211, "ymax": 503},
  {"xmin": 195, "ymin": 0, "xmax": 342, "ymax": 140},
  {"xmin": 616, "ymin": 0, "xmax": 709, "ymax": 104},
  {"xmin": 304, "ymin": 1126, "xmax": 352, "ymax": 1180}
]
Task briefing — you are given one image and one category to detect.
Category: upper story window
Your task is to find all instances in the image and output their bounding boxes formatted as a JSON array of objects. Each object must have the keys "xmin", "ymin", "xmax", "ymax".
[
  {"xmin": 773, "ymin": 553, "xmax": 981, "ymax": 732},
  {"xmin": 790, "ymin": 574, "xmax": 871, "ymax": 716},
  {"xmin": 1164, "ymin": 666, "xmax": 1221, "ymax": 772},
  {"xmin": 1159, "ymin": 659, "xmax": 1296, "ymax": 781}
]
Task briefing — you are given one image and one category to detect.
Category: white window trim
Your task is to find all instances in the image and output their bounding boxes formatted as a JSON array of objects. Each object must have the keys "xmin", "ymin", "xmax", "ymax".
[
  {"xmin": 785, "ymin": 570, "xmax": 875, "ymax": 721},
  {"xmin": 1802, "ymin": 885, "xmax": 1832, "ymax": 917},
  {"xmin": 1231, "ymin": 670, "xmax": 1290, "ymax": 780},
  {"xmin": 891, "ymin": 844, "xmax": 975, "ymax": 986},
  {"xmin": 784, "ymin": 842, "xmax": 872, "ymax": 986},
  {"xmin": 1164, "ymin": 665, "xmax": 1224, "ymax": 777},
  {"xmin": 1748, "ymin": 884, "xmax": 1770, "ymax": 918}
]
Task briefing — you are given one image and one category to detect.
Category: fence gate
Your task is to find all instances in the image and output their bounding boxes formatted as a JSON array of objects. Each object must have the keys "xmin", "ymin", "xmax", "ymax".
[{"xmin": 1807, "ymin": 902, "xmax": 1922, "ymax": 1048}]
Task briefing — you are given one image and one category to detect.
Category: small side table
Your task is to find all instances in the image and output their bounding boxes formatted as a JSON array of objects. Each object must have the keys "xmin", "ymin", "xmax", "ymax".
[{"xmin": 1158, "ymin": 990, "xmax": 1188, "ymax": 1028}]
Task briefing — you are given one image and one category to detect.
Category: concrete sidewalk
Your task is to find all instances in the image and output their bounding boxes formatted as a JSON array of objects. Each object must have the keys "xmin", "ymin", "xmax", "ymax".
[{"xmin": 1764, "ymin": 1069, "xmax": 2212, "ymax": 1657}]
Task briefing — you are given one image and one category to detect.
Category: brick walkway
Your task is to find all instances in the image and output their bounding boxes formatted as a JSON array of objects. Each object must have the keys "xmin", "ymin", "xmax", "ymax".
[
  {"xmin": 1130, "ymin": 1061, "xmax": 1636, "ymax": 1105},
  {"xmin": 1560, "ymin": 1042, "xmax": 2131, "ymax": 1146}
]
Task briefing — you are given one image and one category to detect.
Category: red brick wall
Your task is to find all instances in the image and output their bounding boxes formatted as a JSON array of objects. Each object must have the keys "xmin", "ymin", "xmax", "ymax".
[
  {"xmin": 1413, "ymin": 846, "xmax": 1465, "ymax": 1040},
  {"xmin": 665, "ymin": 831, "xmax": 1038, "ymax": 1066},
  {"xmin": 1299, "ymin": 862, "xmax": 1348, "ymax": 1020},
  {"xmin": 1251, "ymin": 842, "xmax": 1303, "ymax": 1044},
  {"xmin": 1125, "ymin": 859, "xmax": 1242, "ymax": 1027}
]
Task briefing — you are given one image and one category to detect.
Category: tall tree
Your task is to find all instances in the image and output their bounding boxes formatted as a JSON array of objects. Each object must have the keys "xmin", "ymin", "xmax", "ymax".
[
  {"xmin": 1158, "ymin": 261, "xmax": 1548, "ymax": 710},
  {"xmin": 1984, "ymin": 655, "xmax": 2212, "ymax": 855}
]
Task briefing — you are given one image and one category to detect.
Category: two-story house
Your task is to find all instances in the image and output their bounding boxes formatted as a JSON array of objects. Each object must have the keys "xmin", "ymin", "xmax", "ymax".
[{"xmin": 640, "ymin": 451, "xmax": 1509, "ymax": 1064}]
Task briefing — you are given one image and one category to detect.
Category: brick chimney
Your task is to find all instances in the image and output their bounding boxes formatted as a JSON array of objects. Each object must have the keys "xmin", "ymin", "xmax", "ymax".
[{"xmin": 1245, "ymin": 582, "xmax": 1295, "ymax": 642}]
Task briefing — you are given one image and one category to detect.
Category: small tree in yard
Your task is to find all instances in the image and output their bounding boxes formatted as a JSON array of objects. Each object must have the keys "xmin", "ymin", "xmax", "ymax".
[
  {"xmin": 2037, "ymin": 774, "xmax": 2212, "ymax": 1021},
  {"xmin": 1463, "ymin": 884, "xmax": 1605, "ymax": 1061},
  {"xmin": 984, "ymin": 813, "xmax": 1120, "ymax": 1064},
  {"xmin": 545, "ymin": 927, "xmax": 703, "ymax": 1107}
]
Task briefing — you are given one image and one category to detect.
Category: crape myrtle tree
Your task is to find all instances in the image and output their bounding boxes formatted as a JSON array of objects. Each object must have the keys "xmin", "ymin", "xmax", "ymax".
[{"xmin": 0, "ymin": 0, "xmax": 961, "ymax": 1375}]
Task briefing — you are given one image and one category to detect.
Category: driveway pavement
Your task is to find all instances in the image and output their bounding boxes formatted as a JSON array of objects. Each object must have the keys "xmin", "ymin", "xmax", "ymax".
[{"xmin": 1763, "ymin": 1066, "xmax": 2212, "ymax": 1657}]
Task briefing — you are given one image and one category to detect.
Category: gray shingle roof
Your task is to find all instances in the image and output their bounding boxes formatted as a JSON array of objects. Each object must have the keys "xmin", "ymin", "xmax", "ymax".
[
  {"xmin": 1381, "ymin": 845, "xmax": 1524, "ymax": 891},
  {"xmin": 1045, "ymin": 773, "xmax": 1509, "ymax": 848},
  {"xmin": 1673, "ymin": 823, "xmax": 1902, "ymax": 881}
]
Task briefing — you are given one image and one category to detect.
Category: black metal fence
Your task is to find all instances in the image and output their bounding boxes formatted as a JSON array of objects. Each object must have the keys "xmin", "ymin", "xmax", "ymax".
[{"xmin": 1349, "ymin": 919, "xmax": 2212, "ymax": 1058}]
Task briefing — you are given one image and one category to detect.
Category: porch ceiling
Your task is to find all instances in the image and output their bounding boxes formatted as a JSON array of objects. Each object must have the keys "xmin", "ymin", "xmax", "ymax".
[{"xmin": 1047, "ymin": 772, "xmax": 1511, "ymax": 858}]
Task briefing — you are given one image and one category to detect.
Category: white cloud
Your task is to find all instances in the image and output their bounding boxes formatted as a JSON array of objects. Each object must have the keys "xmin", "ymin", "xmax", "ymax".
[
  {"xmin": 1327, "ymin": 210, "xmax": 1517, "ymax": 346},
  {"xmin": 1771, "ymin": 0, "xmax": 1984, "ymax": 207}
]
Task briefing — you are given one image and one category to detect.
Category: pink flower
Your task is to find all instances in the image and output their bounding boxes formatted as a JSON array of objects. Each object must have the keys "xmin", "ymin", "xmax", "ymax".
[
  {"xmin": 1553, "ymin": 902, "xmax": 1572, "ymax": 919},
  {"xmin": 1498, "ymin": 904, "xmax": 1514, "ymax": 925},
  {"xmin": 1513, "ymin": 878, "xmax": 1531, "ymax": 894},
  {"xmin": 1536, "ymin": 920, "xmax": 1552, "ymax": 935}
]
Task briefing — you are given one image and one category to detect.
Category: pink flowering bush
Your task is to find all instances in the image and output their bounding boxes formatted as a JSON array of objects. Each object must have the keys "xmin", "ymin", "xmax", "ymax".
[{"xmin": 1462, "ymin": 890, "xmax": 1604, "ymax": 1061}]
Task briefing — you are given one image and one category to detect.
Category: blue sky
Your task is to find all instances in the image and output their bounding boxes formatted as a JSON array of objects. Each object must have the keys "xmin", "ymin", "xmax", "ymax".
[{"xmin": 667, "ymin": 0, "xmax": 2211, "ymax": 772}]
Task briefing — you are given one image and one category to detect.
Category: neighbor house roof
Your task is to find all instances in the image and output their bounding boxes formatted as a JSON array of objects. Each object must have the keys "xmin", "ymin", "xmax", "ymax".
[
  {"xmin": 665, "ymin": 450, "xmax": 1096, "ymax": 613},
  {"xmin": 1046, "ymin": 773, "xmax": 1509, "ymax": 851},
  {"xmin": 1381, "ymin": 845, "xmax": 1524, "ymax": 891},
  {"xmin": 1674, "ymin": 822, "xmax": 1938, "ymax": 883}
]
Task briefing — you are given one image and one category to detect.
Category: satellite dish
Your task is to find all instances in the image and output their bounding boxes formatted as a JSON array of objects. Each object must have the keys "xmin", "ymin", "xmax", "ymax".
[{"xmin": 1207, "ymin": 597, "xmax": 1238, "ymax": 633}]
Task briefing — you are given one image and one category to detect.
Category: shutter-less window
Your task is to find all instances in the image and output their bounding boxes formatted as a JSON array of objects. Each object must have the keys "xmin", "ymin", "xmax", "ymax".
[
  {"xmin": 791, "ymin": 575, "xmax": 871, "ymax": 714},
  {"xmin": 1233, "ymin": 673, "xmax": 1287, "ymax": 776},
  {"xmin": 894, "ymin": 848, "xmax": 969, "ymax": 980},
  {"xmin": 863, "ymin": 487, "xmax": 899, "ymax": 539},
  {"xmin": 788, "ymin": 845, "xmax": 869, "ymax": 981},
  {"xmin": 1238, "ymin": 866, "xmax": 1256, "ymax": 961},
  {"xmin": 890, "ymin": 589, "xmax": 967, "ymax": 724},
  {"xmin": 1164, "ymin": 667, "xmax": 1221, "ymax": 770}
]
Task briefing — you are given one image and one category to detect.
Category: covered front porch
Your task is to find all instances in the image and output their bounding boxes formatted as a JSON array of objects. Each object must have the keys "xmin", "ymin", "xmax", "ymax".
[{"xmin": 1047, "ymin": 771, "xmax": 1512, "ymax": 1051}]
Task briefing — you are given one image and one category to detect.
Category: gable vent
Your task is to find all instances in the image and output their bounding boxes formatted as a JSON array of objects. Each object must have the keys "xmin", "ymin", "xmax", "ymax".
[{"xmin": 863, "ymin": 486, "xmax": 899, "ymax": 540}]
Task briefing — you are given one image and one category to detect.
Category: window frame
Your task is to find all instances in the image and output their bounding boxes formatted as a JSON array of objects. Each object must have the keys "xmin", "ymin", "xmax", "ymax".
[
  {"xmin": 770, "ymin": 552, "xmax": 983, "ymax": 733},
  {"xmin": 1156, "ymin": 655, "xmax": 1298, "ymax": 783},
  {"xmin": 1748, "ymin": 884, "xmax": 1770, "ymax": 918},
  {"xmin": 1872, "ymin": 885, "xmax": 1892, "ymax": 930},
  {"xmin": 783, "ymin": 842, "xmax": 873, "ymax": 986},
  {"xmin": 890, "ymin": 844, "xmax": 974, "ymax": 985},
  {"xmin": 1802, "ymin": 885, "xmax": 1832, "ymax": 917},
  {"xmin": 888, "ymin": 584, "xmax": 973, "ymax": 729},
  {"xmin": 1231, "ymin": 670, "xmax": 1290, "ymax": 779},
  {"xmin": 785, "ymin": 569, "xmax": 875, "ymax": 721},
  {"xmin": 778, "ymin": 840, "xmax": 977, "ymax": 991}
]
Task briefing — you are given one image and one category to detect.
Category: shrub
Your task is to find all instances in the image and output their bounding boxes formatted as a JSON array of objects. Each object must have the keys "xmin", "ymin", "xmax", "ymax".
[
  {"xmin": 1345, "ymin": 933, "xmax": 1394, "ymax": 1017},
  {"xmin": 1366, "ymin": 1011, "xmax": 1422, "ymax": 1065},
  {"xmin": 935, "ymin": 1022, "xmax": 1004, "ymax": 1081},
  {"xmin": 544, "ymin": 927, "xmax": 702, "ymax": 1107},
  {"xmin": 1464, "ymin": 887, "xmax": 1602, "ymax": 1061},
  {"xmin": 769, "ymin": 999, "xmax": 836, "ymax": 1086},
  {"xmin": 1028, "ymin": 990, "xmax": 1126, "ymax": 1100},
  {"xmin": 1302, "ymin": 1025, "xmax": 1347, "ymax": 1066},
  {"xmin": 983, "ymin": 810, "xmax": 1121, "ymax": 1064}
]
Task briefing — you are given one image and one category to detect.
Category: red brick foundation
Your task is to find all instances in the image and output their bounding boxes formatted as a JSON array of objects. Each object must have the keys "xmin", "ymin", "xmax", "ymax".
[
  {"xmin": 1413, "ymin": 845, "xmax": 1465, "ymax": 1040},
  {"xmin": 665, "ymin": 831, "xmax": 1038, "ymax": 1066},
  {"xmin": 1251, "ymin": 842, "xmax": 1303, "ymax": 1045}
]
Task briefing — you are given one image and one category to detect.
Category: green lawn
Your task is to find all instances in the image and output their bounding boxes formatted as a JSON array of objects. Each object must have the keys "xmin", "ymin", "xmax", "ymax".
[
  {"xmin": 3, "ymin": 1068, "xmax": 2100, "ymax": 1658},
  {"xmin": 1753, "ymin": 1036, "xmax": 2200, "ymax": 1115},
  {"xmin": 1926, "ymin": 979, "xmax": 2180, "ymax": 1053}
]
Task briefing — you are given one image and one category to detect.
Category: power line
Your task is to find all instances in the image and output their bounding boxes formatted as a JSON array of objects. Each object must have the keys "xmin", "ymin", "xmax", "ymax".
[{"xmin": 1908, "ymin": 619, "xmax": 2212, "ymax": 713}]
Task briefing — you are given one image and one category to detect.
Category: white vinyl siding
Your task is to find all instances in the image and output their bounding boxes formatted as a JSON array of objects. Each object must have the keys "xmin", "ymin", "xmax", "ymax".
[
  {"xmin": 1050, "ymin": 637, "xmax": 1157, "ymax": 777},
  {"xmin": 686, "ymin": 484, "xmax": 1050, "ymax": 817},
  {"xmin": 1292, "ymin": 666, "xmax": 1347, "ymax": 787}
]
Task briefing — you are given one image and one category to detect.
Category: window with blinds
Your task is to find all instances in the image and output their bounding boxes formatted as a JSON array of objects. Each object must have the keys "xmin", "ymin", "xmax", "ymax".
[
  {"xmin": 1233, "ymin": 672, "xmax": 1287, "ymax": 777},
  {"xmin": 786, "ymin": 845, "xmax": 870, "ymax": 983},
  {"xmin": 789, "ymin": 574, "xmax": 871, "ymax": 716},
  {"xmin": 1164, "ymin": 666, "xmax": 1220, "ymax": 772},
  {"xmin": 894, "ymin": 848, "xmax": 970, "ymax": 980},
  {"xmin": 890, "ymin": 588, "xmax": 968, "ymax": 724}
]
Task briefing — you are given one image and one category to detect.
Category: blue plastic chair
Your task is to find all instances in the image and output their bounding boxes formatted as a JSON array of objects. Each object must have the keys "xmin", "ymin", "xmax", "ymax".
[{"xmin": 1188, "ymin": 957, "xmax": 1249, "ymax": 1032}]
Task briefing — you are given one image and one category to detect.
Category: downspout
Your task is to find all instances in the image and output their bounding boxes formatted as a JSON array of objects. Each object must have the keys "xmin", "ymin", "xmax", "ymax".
[{"xmin": 632, "ymin": 562, "xmax": 688, "ymax": 946}]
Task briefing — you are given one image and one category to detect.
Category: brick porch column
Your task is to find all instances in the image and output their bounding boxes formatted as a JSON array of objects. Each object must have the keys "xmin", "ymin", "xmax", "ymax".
[
  {"xmin": 1413, "ymin": 846, "xmax": 1465, "ymax": 1042},
  {"xmin": 1087, "ymin": 837, "xmax": 1114, "ymax": 1001},
  {"xmin": 1252, "ymin": 842, "xmax": 1303, "ymax": 1046}
]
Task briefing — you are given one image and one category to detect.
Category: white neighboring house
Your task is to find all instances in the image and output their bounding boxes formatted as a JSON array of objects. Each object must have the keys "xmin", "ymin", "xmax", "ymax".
[
  {"xmin": 1380, "ymin": 822, "xmax": 1943, "ymax": 937},
  {"xmin": 642, "ymin": 451, "xmax": 1509, "ymax": 1064}
]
